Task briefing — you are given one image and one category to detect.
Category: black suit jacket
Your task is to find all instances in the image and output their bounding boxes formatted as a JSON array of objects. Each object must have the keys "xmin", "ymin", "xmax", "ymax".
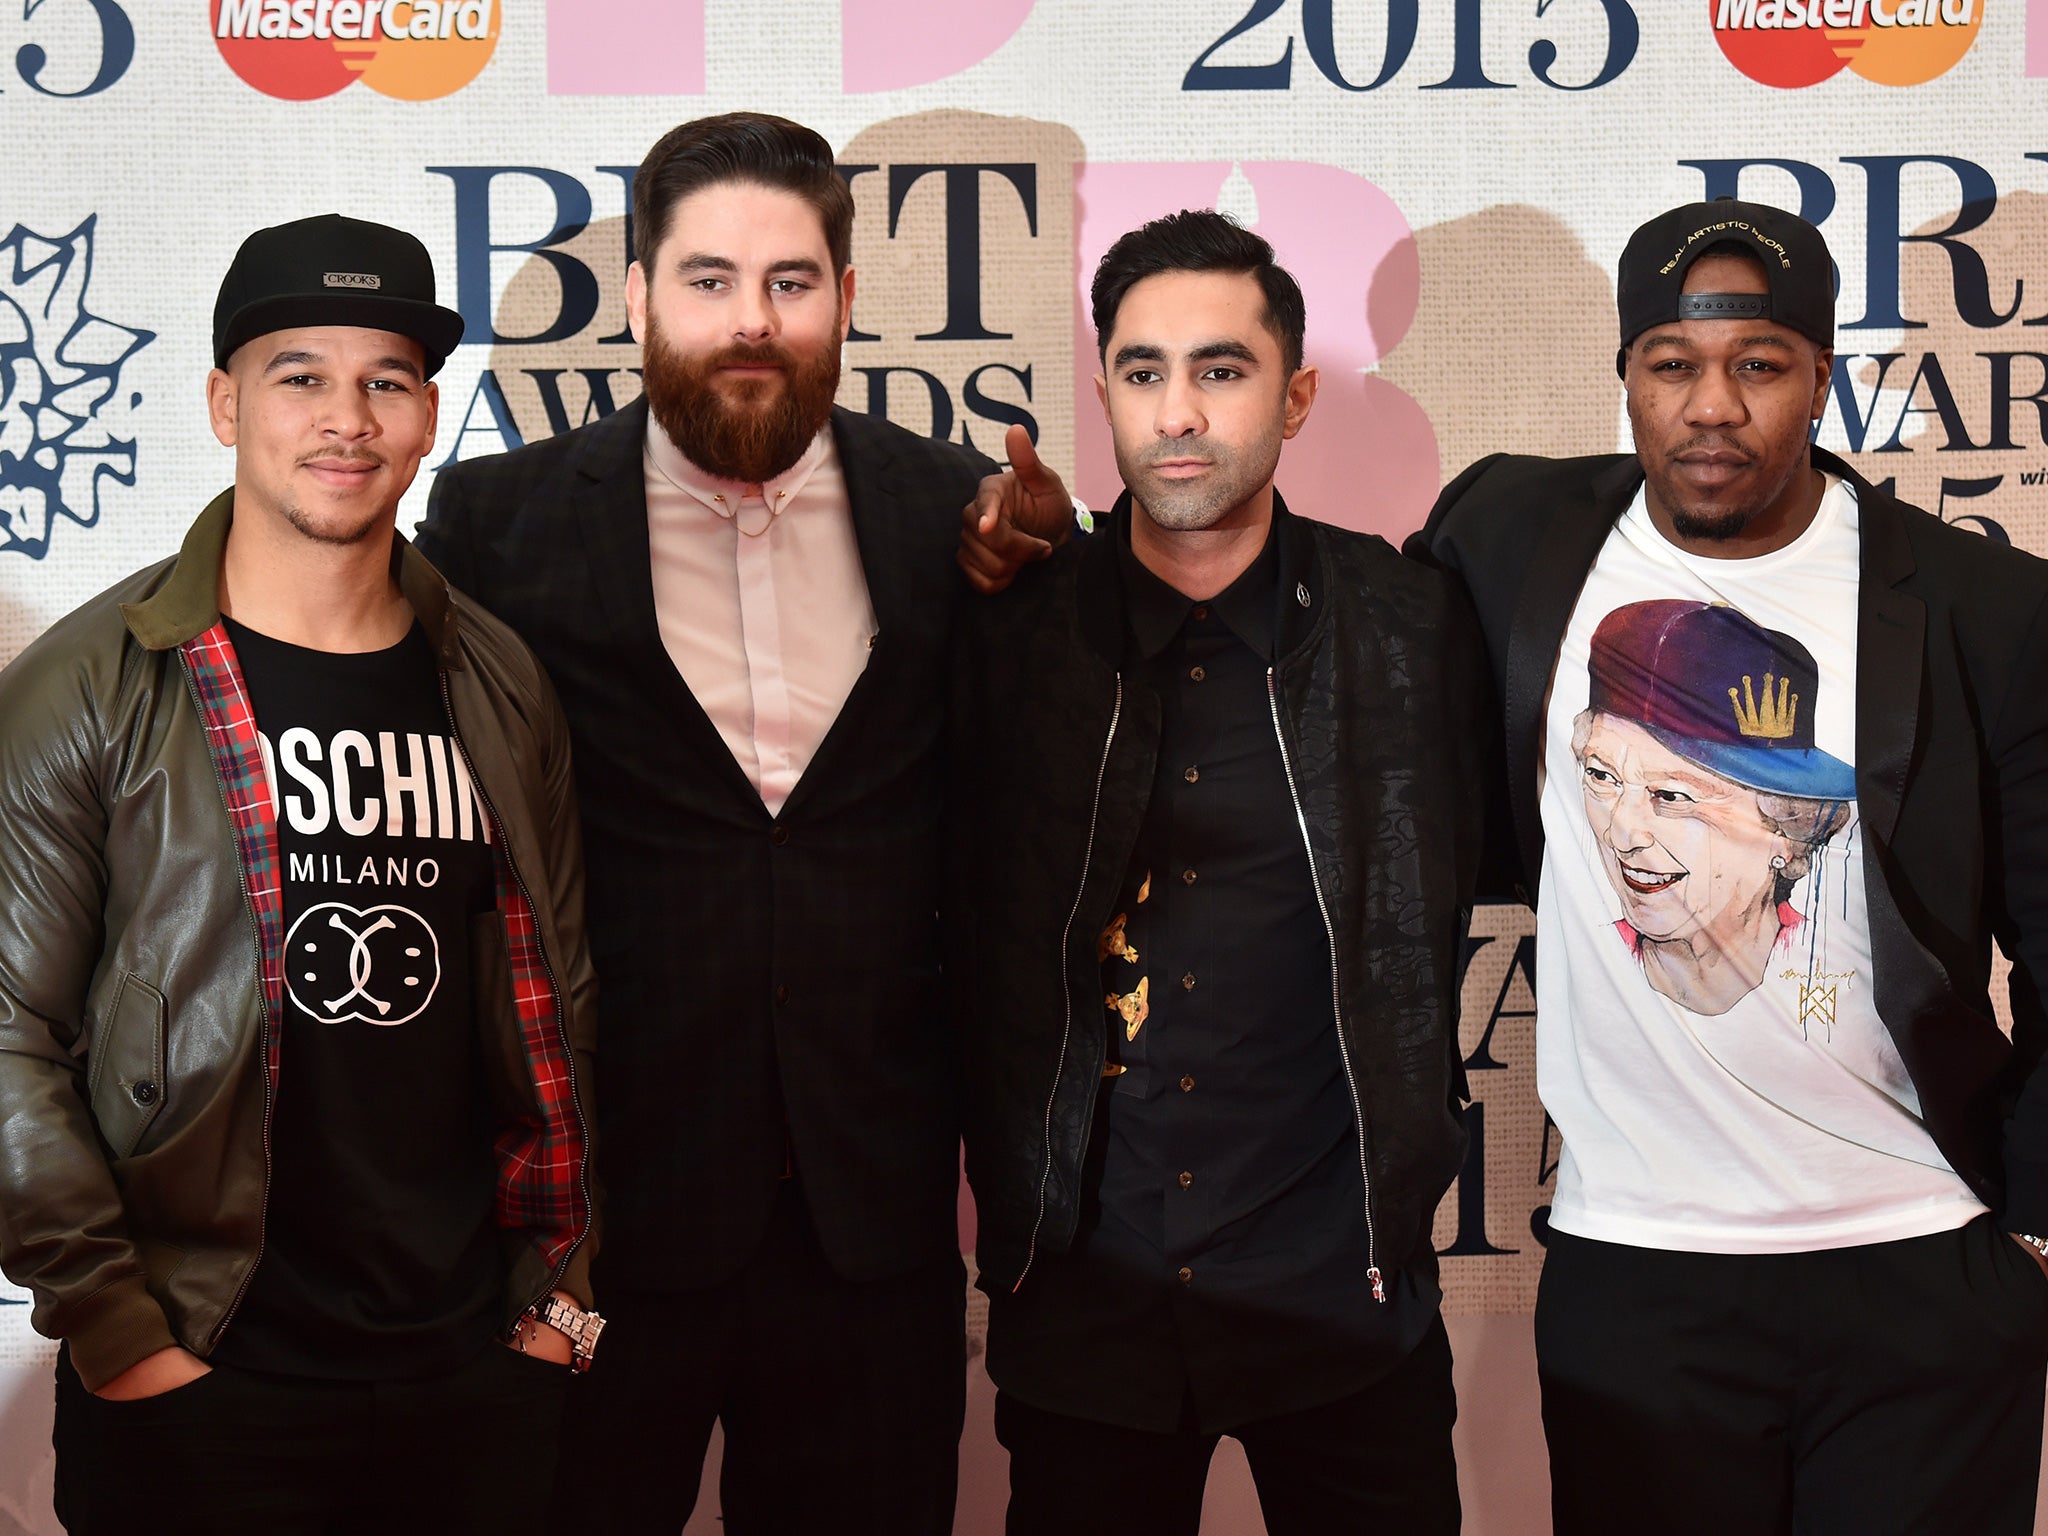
[
  {"xmin": 418, "ymin": 400, "xmax": 995, "ymax": 1287},
  {"xmin": 1409, "ymin": 446, "xmax": 2048, "ymax": 1232}
]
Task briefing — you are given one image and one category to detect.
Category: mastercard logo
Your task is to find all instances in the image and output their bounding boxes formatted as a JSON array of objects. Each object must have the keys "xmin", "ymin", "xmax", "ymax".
[
  {"xmin": 1710, "ymin": 0, "xmax": 1982, "ymax": 88},
  {"xmin": 212, "ymin": 0, "xmax": 500, "ymax": 101}
]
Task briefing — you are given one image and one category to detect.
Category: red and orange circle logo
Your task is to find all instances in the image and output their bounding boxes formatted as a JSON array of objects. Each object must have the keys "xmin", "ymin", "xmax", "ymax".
[
  {"xmin": 212, "ymin": 0, "xmax": 501, "ymax": 101},
  {"xmin": 1710, "ymin": 0, "xmax": 1982, "ymax": 88}
]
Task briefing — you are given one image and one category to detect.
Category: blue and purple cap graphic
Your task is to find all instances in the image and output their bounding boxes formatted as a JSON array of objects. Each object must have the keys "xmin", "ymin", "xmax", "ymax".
[{"xmin": 1587, "ymin": 599, "xmax": 1855, "ymax": 802}]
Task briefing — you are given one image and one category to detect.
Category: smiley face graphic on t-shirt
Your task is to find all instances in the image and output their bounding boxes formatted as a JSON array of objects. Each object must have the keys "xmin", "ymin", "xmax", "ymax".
[{"xmin": 285, "ymin": 901, "xmax": 442, "ymax": 1026}]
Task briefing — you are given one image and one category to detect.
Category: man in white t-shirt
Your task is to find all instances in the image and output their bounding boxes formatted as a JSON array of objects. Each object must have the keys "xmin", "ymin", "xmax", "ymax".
[{"xmin": 1412, "ymin": 198, "xmax": 2048, "ymax": 1534}]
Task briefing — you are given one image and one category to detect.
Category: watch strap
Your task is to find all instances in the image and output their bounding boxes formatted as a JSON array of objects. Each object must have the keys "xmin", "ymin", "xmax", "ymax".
[{"xmin": 520, "ymin": 1295, "xmax": 605, "ymax": 1372}]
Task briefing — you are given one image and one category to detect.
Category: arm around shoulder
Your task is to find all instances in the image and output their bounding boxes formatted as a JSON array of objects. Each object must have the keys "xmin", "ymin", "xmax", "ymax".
[{"xmin": 1404, "ymin": 453, "xmax": 1510, "ymax": 571}]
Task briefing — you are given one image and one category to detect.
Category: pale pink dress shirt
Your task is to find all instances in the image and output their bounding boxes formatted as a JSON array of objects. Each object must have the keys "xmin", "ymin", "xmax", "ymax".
[{"xmin": 644, "ymin": 418, "xmax": 876, "ymax": 816}]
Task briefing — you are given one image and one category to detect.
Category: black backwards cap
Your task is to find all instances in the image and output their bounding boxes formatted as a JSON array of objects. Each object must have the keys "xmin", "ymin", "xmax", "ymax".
[
  {"xmin": 1614, "ymin": 197, "xmax": 1835, "ymax": 378},
  {"xmin": 213, "ymin": 214, "xmax": 465, "ymax": 377}
]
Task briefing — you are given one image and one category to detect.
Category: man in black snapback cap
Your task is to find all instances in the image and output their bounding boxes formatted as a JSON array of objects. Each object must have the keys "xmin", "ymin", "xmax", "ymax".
[
  {"xmin": 1611, "ymin": 197, "xmax": 1835, "ymax": 375},
  {"xmin": 213, "ymin": 212, "xmax": 468, "ymax": 377},
  {"xmin": 0, "ymin": 212, "xmax": 602, "ymax": 1533},
  {"xmin": 1406, "ymin": 196, "xmax": 2048, "ymax": 1532}
]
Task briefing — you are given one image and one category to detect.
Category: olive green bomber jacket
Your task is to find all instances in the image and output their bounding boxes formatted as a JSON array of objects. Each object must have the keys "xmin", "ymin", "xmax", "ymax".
[{"xmin": 0, "ymin": 492, "xmax": 599, "ymax": 1390}]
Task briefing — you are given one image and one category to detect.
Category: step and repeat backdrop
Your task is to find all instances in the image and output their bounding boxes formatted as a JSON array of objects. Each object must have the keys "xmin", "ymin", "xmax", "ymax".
[{"xmin": 4, "ymin": 2, "xmax": 2045, "ymax": 1532}]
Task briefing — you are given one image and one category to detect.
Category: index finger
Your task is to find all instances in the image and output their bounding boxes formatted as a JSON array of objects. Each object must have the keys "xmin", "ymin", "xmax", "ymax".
[{"xmin": 1007, "ymin": 424, "xmax": 1053, "ymax": 492}]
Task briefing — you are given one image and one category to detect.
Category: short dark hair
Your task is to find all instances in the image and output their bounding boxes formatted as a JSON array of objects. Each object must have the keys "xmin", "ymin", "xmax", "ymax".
[
  {"xmin": 633, "ymin": 112, "xmax": 855, "ymax": 275},
  {"xmin": 1090, "ymin": 210, "xmax": 1306, "ymax": 375}
]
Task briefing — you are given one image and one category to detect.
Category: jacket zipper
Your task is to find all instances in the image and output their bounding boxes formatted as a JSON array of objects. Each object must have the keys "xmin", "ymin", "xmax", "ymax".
[
  {"xmin": 1014, "ymin": 675, "xmax": 1122, "ymax": 1294},
  {"xmin": 177, "ymin": 656, "xmax": 275, "ymax": 1347},
  {"xmin": 1267, "ymin": 669, "xmax": 1382, "ymax": 1303},
  {"xmin": 439, "ymin": 674, "xmax": 593, "ymax": 1313}
]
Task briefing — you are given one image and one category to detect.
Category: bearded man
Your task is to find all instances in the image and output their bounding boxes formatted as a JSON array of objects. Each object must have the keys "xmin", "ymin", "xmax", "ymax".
[{"xmin": 417, "ymin": 112, "xmax": 1061, "ymax": 1536}]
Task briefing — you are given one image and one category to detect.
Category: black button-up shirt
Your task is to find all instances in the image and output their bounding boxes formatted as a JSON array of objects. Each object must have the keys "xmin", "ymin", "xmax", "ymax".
[{"xmin": 988, "ymin": 517, "xmax": 1436, "ymax": 1434}]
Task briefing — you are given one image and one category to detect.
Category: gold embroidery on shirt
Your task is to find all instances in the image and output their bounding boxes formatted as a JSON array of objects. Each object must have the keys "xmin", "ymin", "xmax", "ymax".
[
  {"xmin": 1797, "ymin": 982, "xmax": 1838, "ymax": 1030},
  {"xmin": 1106, "ymin": 976, "xmax": 1149, "ymax": 1041},
  {"xmin": 1136, "ymin": 871, "xmax": 1152, "ymax": 905},
  {"xmin": 1779, "ymin": 968, "xmax": 1856, "ymax": 1034},
  {"xmin": 1098, "ymin": 912, "xmax": 1139, "ymax": 965}
]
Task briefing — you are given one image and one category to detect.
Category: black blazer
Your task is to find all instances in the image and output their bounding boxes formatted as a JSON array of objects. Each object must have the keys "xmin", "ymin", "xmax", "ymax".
[
  {"xmin": 418, "ymin": 400, "xmax": 995, "ymax": 1287},
  {"xmin": 1409, "ymin": 446, "xmax": 2048, "ymax": 1232}
]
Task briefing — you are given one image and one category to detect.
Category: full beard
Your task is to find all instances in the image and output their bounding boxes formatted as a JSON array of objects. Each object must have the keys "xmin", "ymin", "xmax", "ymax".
[{"xmin": 642, "ymin": 319, "xmax": 842, "ymax": 484}]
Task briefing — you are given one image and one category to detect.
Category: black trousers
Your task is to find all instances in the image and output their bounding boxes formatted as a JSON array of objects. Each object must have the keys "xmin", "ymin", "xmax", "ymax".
[
  {"xmin": 1537, "ymin": 1215, "xmax": 2048, "ymax": 1536},
  {"xmin": 552, "ymin": 1178, "xmax": 966, "ymax": 1536},
  {"xmin": 994, "ymin": 1313, "xmax": 1460, "ymax": 1536},
  {"xmin": 52, "ymin": 1339, "xmax": 566, "ymax": 1536}
]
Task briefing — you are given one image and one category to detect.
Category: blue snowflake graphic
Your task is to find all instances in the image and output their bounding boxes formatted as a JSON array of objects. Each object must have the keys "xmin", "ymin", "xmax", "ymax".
[{"xmin": 0, "ymin": 217, "xmax": 153, "ymax": 559}]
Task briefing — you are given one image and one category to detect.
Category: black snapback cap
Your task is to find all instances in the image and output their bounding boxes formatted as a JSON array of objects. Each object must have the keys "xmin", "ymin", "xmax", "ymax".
[
  {"xmin": 1615, "ymin": 197, "xmax": 1835, "ymax": 376},
  {"xmin": 213, "ymin": 213, "xmax": 466, "ymax": 377}
]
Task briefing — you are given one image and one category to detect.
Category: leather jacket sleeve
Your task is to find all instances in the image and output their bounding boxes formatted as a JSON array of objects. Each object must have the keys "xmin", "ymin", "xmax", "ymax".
[{"xmin": 0, "ymin": 632, "xmax": 179, "ymax": 1388}]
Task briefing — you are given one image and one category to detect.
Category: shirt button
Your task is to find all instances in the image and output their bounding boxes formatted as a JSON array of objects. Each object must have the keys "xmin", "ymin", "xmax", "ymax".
[
  {"xmin": 1192, "ymin": 606, "xmax": 1209, "ymax": 621},
  {"xmin": 1180, "ymin": 1075, "xmax": 1195, "ymax": 1093},
  {"xmin": 1189, "ymin": 666, "xmax": 1206, "ymax": 683},
  {"xmin": 1177, "ymin": 1266, "xmax": 1193, "ymax": 1284},
  {"xmin": 1178, "ymin": 1171, "xmax": 1193, "ymax": 1189},
  {"xmin": 1183, "ymin": 766, "xmax": 1199, "ymax": 784},
  {"xmin": 774, "ymin": 984, "xmax": 791, "ymax": 1006},
  {"xmin": 1181, "ymin": 868, "xmax": 1197, "ymax": 885},
  {"xmin": 770, "ymin": 825, "xmax": 790, "ymax": 847},
  {"xmin": 1181, "ymin": 973, "xmax": 1196, "ymax": 991}
]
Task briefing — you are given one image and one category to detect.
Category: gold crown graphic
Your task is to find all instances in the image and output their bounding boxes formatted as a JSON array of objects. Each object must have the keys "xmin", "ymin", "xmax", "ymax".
[{"xmin": 1729, "ymin": 674, "xmax": 1798, "ymax": 740}]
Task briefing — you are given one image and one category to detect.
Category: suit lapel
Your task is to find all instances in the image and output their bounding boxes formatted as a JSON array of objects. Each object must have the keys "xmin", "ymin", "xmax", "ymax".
[
  {"xmin": 1504, "ymin": 455, "xmax": 1639, "ymax": 894},
  {"xmin": 571, "ymin": 396, "xmax": 667, "ymax": 661},
  {"xmin": 1829, "ymin": 449, "xmax": 1923, "ymax": 850},
  {"xmin": 774, "ymin": 409, "xmax": 907, "ymax": 820},
  {"xmin": 831, "ymin": 406, "xmax": 912, "ymax": 637},
  {"xmin": 1821, "ymin": 454, "xmax": 2005, "ymax": 1193}
]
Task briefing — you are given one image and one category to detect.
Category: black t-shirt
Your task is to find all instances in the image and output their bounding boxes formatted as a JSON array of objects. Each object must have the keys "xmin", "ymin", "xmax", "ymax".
[{"xmin": 212, "ymin": 617, "xmax": 502, "ymax": 1380}]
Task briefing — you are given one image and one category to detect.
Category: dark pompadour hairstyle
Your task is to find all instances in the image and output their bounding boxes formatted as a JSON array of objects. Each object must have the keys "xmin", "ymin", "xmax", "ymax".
[
  {"xmin": 633, "ymin": 112, "xmax": 855, "ymax": 275},
  {"xmin": 1090, "ymin": 210, "xmax": 1306, "ymax": 375}
]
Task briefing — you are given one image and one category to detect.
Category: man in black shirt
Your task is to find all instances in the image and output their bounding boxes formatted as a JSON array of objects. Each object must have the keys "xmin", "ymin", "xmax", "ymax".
[
  {"xmin": 0, "ymin": 214, "xmax": 601, "ymax": 1535},
  {"xmin": 951, "ymin": 211, "xmax": 1489, "ymax": 1532}
]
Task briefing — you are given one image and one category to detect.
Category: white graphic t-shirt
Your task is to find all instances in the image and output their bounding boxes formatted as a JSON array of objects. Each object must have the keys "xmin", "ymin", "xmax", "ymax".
[{"xmin": 1538, "ymin": 476, "xmax": 1985, "ymax": 1252}]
